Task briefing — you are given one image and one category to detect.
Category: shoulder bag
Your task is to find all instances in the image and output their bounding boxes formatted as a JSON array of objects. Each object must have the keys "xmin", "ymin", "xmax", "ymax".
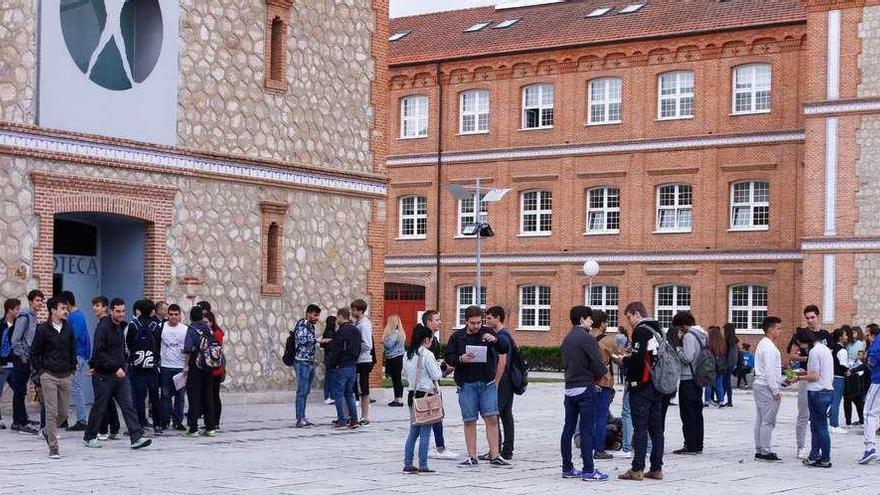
[{"xmin": 412, "ymin": 351, "xmax": 444, "ymax": 425}]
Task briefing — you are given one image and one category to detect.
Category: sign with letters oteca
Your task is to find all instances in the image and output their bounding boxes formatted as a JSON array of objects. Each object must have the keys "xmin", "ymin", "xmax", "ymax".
[
  {"xmin": 54, "ymin": 255, "xmax": 99, "ymax": 277},
  {"xmin": 38, "ymin": 0, "xmax": 179, "ymax": 145}
]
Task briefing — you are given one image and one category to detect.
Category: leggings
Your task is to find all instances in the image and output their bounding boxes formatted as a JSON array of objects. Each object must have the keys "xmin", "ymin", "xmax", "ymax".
[
  {"xmin": 385, "ymin": 355, "xmax": 404, "ymax": 399},
  {"xmin": 844, "ymin": 393, "xmax": 865, "ymax": 425}
]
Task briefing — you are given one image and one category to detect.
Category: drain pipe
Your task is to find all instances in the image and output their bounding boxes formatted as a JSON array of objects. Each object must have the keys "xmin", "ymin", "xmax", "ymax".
[{"xmin": 434, "ymin": 61, "xmax": 444, "ymax": 311}]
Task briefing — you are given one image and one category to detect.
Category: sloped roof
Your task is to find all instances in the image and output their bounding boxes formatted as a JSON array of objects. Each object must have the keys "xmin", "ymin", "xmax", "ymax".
[{"xmin": 389, "ymin": 0, "xmax": 806, "ymax": 66}]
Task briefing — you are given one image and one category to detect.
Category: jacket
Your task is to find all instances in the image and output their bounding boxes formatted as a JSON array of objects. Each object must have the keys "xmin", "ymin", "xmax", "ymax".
[
  {"xmin": 595, "ymin": 332, "xmax": 617, "ymax": 389},
  {"xmin": 677, "ymin": 326, "xmax": 707, "ymax": 381},
  {"xmin": 383, "ymin": 329, "xmax": 406, "ymax": 360},
  {"xmin": 404, "ymin": 347, "xmax": 443, "ymax": 393},
  {"xmin": 726, "ymin": 339, "xmax": 741, "ymax": 372},
  {"xmin": 30, "ymin": 320, "xmax": 77, "ymax": 377},
  {"xmin": 11, "ymin": 307, "xmax": 38, "ymax": 360},
  {"xmin": 328, "ymin": 322, "xmax": 361, "ymax": 369},
  {"xmin": 868, "ymin": 337, "xmax": 880, "ymax": 385},
  {"xmin": 561, "ymin": 325, "xmax": 607, "ymax": 389},
  {"xmin": 444, "ymin": 326, "xmax": 509, "ymax": 386},
  {"xmin": 89, "ymin": 315, "xmax": 128, "ymax": 376},
  {"xmin": 67, "ymin": 309, "xmax": 92, "ymax": 360},
  {"xmin": 623, "ymin": 318, "xmax": 663, "ymax": 392},
  {"xmin": 126, "ymin": 316, "xmax": 161, "ymax": 369}
]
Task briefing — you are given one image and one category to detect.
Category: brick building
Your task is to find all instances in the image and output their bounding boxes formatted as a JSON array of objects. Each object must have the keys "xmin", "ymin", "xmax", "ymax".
[
  {"xmin": 384, "ymin": 0, "xmax": 880, "ymax": 348},
  {"xmin": 0, "ymin": 0, "xmax": 389, "ymax": 391}
]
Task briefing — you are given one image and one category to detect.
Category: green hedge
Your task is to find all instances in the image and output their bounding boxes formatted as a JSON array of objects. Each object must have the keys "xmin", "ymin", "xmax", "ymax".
[{"xmin": 432, "ymin": 344, "xmax": 563, "ymax": 372}]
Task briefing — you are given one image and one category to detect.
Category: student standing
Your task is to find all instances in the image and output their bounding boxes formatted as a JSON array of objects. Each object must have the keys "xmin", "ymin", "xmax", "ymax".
[
  {"xmin": 329, "ymin": 307, "xmax": 361, "ymax": 429},
  {"xmin": 383, "ymin": 314, "xmax": 407, "ymax": 408},
  {"xmin": 82, "ymin": 298, "xmax": 152, "ymax": 450},
  {"xmin": 402, "ymin": 324, "xmax": 442, "ymax": 474},
  {"xmin": 616, "ymin": 302, "xmax": 665, "ymax": 481},
  {"xmin": 859, "ymin": 324, "xmax": 880, "ymax": 464},
  {"xmin": 61, "ymin": 291, "xmax": 90, "ymax": 431},
  {"xmin": 320, "ymin": 315, "xmax": 337, "ymax": 404},
  {"xmin": 721, "ymin": 323, "xmax": 740, "ymax": 407},
  {"xmin": 560, "ymin": 306, "xmax": 609, "ymax": 482},
  {"xmin": 10, "ymin": 289, "xmax": 44, "ymax": 434},
  {"xmin": 444, "ymin": 305, "xmax": 511, "ymax": 468},
  {"xmin": 159, "ymin": 304, "xmax": 188, "ymax": 431},
  {"xmin": 703, "ymin": 326, "xmax": 727, "ymax": 407},
  {"xmin": 206, "ymin": 310, "xmax": 225, "ymax": 429},
  {"xmin": 30, "ymin": 297, "xmax": 77, "ymax": 459},
  {"xmin": 485, "ymin": 306, "xmax": 516, "ymax": 461},
  {"xmin": 790, "ymin": 305, "xmax": 831, "ymax": 459},
  {"xmin": 91, "ymin": 296, "xmax": 120, "ymax": 440},
  {"xmin": 0, "ymin": 298, "xmax": 21, "ymax": 430},
  {"xmin": 753, "ymin": 316, "xmax": 784, "ymax": 462},
  {"xmin": 422, "ymin": 310, "xmax": 459, "ymax": 460},
  {"xmin": 182, "ymin": 305, "xmax": 218, "ymax": 437},
  {"xmin": 292, "ymin": 305, "xmax": 320, "ymax": 428},
  {"xmin": 791, "ymin": 329, "xmax": 834, "ymax": 468},
  {"xmin": 350, "ymin": 299, "xmax": 374, "ymax": 425},
  {"xmin": 670, "ymin": 311, "xmax": 706, "ymax": 455},
  {"xmin": 589, "ymin": 309, "xmax": 617, "ymax": 460},
  {"xmin": 126, "ymin": 299, "xmax": 162, "ymax": 435},
  {"xmin": 829, "ymin": 328, "xmax": 850, "ymax": 434}
]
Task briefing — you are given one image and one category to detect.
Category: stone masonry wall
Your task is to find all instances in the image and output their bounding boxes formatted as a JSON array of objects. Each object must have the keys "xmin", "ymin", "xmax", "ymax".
[
  {"xmin": 859, "ymin": 5, "xmax": 880, "ymax": 97},
  {"xmin": 0, "ymin": 1, "xmax": 36, "ymax": 123},
  {"xmin": 177, "ymin": 0, "xmax": 376, "ymax": 173},
  {"xmin": 0, "ymin": 156, "xmax": 372, "ymax": 391}
]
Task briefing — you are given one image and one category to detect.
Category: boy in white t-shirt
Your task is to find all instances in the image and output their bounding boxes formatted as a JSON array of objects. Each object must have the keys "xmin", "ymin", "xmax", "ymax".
[
  {"xmin": 792, "ymin": 329, "xmax": 834, "ymax": 468},
  {"xmin": 159, "ymin": 304, "xmax": 189, "ymax": 431}
]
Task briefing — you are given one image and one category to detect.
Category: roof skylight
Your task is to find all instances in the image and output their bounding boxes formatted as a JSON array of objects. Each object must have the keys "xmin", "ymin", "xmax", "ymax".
[
  {"xmin": 465, "ymin": 22, "xmax": 492, "ymax": 32},
  {"xmin": 389, "ymin": 31, "xmax": 411, "ymax": 42},
  {"xmin": 494, "ymin": 18, "xmax": 521, "ymax": 28},
  {"xmin": 495, "ymin": 0, "xmax": 563, "ymax": 10},
  {"xmin": 586, "ymin": 7, "xmax": 613, "ymax": 17},
  {"xmin": 619, "ymin": 3, "xmax": 646, "ymax": 13}
]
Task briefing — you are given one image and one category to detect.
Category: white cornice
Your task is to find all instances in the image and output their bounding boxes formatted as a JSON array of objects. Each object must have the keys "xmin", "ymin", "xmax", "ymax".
[
  {"xmin": 802, "ymin": 239, "xmax": 880, "ymax": 251},
  {"xmin": 0, "ymin": 128, "xmax": 386, "ymax": 196},
  {"xmin": 385, "ymin": 250, "xmax": 804, "ymax": 267},
  {"xmin": 804, "ymin": 99, "xmax": 880, "ymax": 116},
  {"xmin": 387, "ymin": 131, "xmax": 805, "ymax": 166}
]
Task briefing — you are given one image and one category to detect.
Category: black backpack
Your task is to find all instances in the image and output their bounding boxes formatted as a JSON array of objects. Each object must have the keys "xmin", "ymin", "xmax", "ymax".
[
  {"xmin": 503, "ymin": 330, "xmax": 529, "ymax": 395},
  {"xmin": 283, "ymin": 318, "xmax": 310, "ymax": 367}
]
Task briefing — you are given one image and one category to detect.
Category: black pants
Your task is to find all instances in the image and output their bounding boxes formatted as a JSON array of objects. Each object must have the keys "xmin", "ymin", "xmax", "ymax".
[
  {"xmin": 212, "ymin": 375, "xmax": 222, "ymax": 425},
  {"xmin": 100, "ymin": 399, "xmax": 120, "ymax": 434},
  {"xmin": 84, "ymin": 374, "xmax": 143, "ymax": 443},
  {"xmin": 385, "ymin": 355, "xmax": 404, "ymax": 399},
  {"xmin": 130, "ymin": 368, "xmax": 160, "ymax": 428},
  {"xmin": 678, "ymin": 379, "xmax": 704, "ymax": 451},
  {"xmin": 11, "ymin": 358, "xmax": 31, "ymax": 426},
  {"xmin": 844, "ymin": 393, "xmax": 865, "ymax": 424},
  {"xmin": 186, "ymin": 369, "xmax": 216, "ymax": 431},
  {"xmin": 354, "ymin": 363, "xmax": 372, "ymax": 399},
  {"xmin": 630, "ymin": 384, "xmax": 665, "ymax": 473},
  {"xmin": 498, "ymin": 376, "xmax": 515, "ymax": 457}
]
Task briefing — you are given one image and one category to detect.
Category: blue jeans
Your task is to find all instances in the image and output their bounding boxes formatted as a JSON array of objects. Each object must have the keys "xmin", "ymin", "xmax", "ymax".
[
  {"xmin": 294, "ymin": 361, "xmax": 315, "ymax": 421},
  {"xmin": 621, "ymin": 389, "xmax": 633, "ymax": 452},
  {"xmin": 323, "ymin": 361, "xmax": 333, "ymax": 400},
  {"xmin": 331, "ymin": 366, "xmax": 358, "ymax": 424},
  {"xmin": 160, "ymin": 367, "xmax": 185, "ymax": 427},
  {"xmin": 12, "ymin": 358, "xmax": 31, "ymax": 425},
  {"xmin": 70, "ymin": 356, "xmax": 89, "ymax": 423},
  {"xmin": 0, "ymin": 366, "xmax": 12, "ymax": 421},
  {"xmin": 593, "ymin": 387, "xmax": 613, "ymax": 453},
  {"xmin": 457, "ymin": 381, "xmax": 499, "ymax": 423},
  {"xmin": 561, "ymin": 387, "xmax": 597, "ymax": 473},
  {"xmin": 433, "ymin": 421, "xmax": 446, "ymax": 449},
  {"xmin": 830, "ymin": 377, "xmax": 845, "ymax": 428},
  {"xmin": 130, "ymin": 368, "xmax": 160, "ymax": 428},
  {"xmin": 808, "ymin": 389, "xmax": 833, "ymax": 462},
  {"xmin": 404, "ymin": 422, "xmax": 433, "ymax": 469},
  {"xmin": 704, "ymin": 373, "xmax": 726, "ymax": 403}
]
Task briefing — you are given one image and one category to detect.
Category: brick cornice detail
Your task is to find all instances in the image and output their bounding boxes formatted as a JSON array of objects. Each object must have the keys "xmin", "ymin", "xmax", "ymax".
[
  {"xmin": 31, "ymin": 171, "xmax": 178, "ymax": 203},
  {"xmin": 259, "ymin": 201, "xmax": 290, "ymax": 216},
  {"xmin": 801, "ymin": 0, "xmax": 865, "ymax": 13},
  {"xmin": 266, "ymin": 0, "xmax": 294, "ymax": 8}
]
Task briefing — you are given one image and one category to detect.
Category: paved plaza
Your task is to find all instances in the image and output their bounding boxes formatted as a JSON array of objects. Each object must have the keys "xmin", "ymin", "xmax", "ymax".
[{"xmin": 2, "ymin": 382, "xmax": 880, "ymax": 495}]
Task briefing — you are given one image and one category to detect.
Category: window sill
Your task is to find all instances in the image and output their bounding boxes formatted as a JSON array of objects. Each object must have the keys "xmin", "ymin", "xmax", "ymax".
[
  {"xmin": 453, "ymin": 235, "xmax": 478, "ymax": 239},
  {"xmin": 730, "ymin": 110, "xmax": 771, "ymax": 117},
  {"xmin": 728, "ymin": 226, "xmax": 769, "ymax": 232},
  {"xmin": 398, "ymin": 135, "xmax": 428, "ymax": 140},
  {"xmin": 520, "ymin": 126, "xmax": 554, "ymax": 132},
  {"xmin": 517, "ymin": 232, "xmax": 553, "ymax": 238},
  {"xmin": 585, "ymin": 121, "xmax": 623, "ymax": 127},
  {"xmin": 517, "ymin": 327, "xmax": 550, "ymax": 332},
  {"xmin": 458, "ymin": 130, "xmax": 490, "ymax": 136},
  {"xmin": 396, "ymin": 236, "xmax": 428, "ymax": 241},
  {"xmin": 584, "ymin": 230, "xmax": 620, "ymax": 236},
  {"xmin": 652, "ymin": 229, "xmax": 693, "ymax": 235},
  {"xmin": 655, "ymin": 116, "xmax": 694, "ymax": 122}
]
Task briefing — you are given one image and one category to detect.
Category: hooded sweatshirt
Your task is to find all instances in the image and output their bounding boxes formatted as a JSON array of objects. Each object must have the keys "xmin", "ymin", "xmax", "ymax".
[
  {"xmin": 677, "ymin": 325, "xmax": 707, "ymax": 381},
  {"xmin": 11, "ymin": 307, "xmax": 38, "ymax": 360}
]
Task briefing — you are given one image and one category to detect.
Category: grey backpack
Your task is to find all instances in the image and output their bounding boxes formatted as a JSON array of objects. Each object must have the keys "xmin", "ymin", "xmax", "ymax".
[
  {"xmin": 689, "ymin": 330, "xmax": 717, "ymax": 388},
  {"xmin": 650, "ymin": 328, "xmax": 682, "ymax": 395}
]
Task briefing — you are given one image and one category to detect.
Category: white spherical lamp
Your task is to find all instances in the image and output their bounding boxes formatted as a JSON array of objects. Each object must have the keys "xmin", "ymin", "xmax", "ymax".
[{"xmin": 582, "ymin": 259, "xmax": 600, "ymax": 277}]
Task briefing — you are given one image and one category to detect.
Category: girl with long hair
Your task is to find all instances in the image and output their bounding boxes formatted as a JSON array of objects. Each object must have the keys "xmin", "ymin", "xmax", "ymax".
[
  {"xmin": 402, "ymin": 324, "xmax": 442, "ymax": 473},
  {"xmin": 721, "ymin": 323, "xmax": 740, "ymax": 407},
  {"xmin": 704, "ymin": 326, "xmax": 727, "ymax": 407},
  {"xmin": 383, "ymin": 314, "xmax": 407, "ymax": 407}
]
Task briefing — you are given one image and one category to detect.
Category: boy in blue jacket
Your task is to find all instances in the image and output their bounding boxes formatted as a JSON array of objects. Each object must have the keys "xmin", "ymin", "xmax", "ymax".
[{"xmin": 859, "ymin": 325, "xmax": 880, "ymax": 464}]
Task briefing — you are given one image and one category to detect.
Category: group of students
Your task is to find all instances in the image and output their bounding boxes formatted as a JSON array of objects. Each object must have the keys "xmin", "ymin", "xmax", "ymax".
[
  {"xmin": 0, "ymin": 290, "xmax": 227, "ymax": 458},
  {"xmin": 555, "ymin": 300, "xmax": 880, "ymax": 484}
]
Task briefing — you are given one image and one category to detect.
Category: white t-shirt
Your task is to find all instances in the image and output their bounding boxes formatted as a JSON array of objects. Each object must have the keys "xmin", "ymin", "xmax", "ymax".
[
  {"xmin": 807, "ymin": 343, "xmax": 834, "ymax": 392},
  {"xmin": 356, "ymin": 316, "xmax": 373, "ymax": 364},
  {"xmin": 160, "ymin": 322, "xmax": 189, "ymax": 369}
]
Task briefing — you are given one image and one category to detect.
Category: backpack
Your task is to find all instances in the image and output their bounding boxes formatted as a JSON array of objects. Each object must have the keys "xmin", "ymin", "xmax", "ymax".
[
  {"xmin": 0, "ymin": 322, "xmax": 13, "ymax": 360},
  {"xmin": 689, "ymin": 330, "xmax": 717, "ymax": 388},
  {"xmin": 502, "ymin": 330, "xmax": 529, "ymax": 396},
  {"xmin": 129, "ymin": 319, "xmax": 159, "ymax": 368},
  {"xmin": 649, "ymin": 328, "xmax": 681, "ymax": 395},
  {"xmin": 195, "ymin": 326, "xmax": 224, "ymax": 370},
  {"xmin": 282, "ymin": 331, "xmax": 297, "ymax": 366}
]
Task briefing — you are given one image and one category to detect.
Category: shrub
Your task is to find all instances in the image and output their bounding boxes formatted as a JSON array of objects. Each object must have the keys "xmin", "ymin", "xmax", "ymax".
[{"xmin": 519, "ymin": 346, "xmax": 563, "ymax": 371}]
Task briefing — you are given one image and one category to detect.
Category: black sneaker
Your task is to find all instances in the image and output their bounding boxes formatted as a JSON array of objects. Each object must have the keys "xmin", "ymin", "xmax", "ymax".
[
  {"xmin": 490, "ymin": 456, "xmax": 513, "ymax": 468},
  {"xmin": 418, "ymin": 468, "xmax": 438, "ymax": 474},
  {"xmin": 593, "ymin": 451, "xmax": 613, "ymax": 460},
  {"xmin": 458, "ymin": 457, "xmax": 479, "ymax": 468},
  {"xmin": 66, "ymin": 421, "xmax": 87, "ymax": 432},
  {"xmin": 0, "ymin": 421, "xmax": 6, "ymax": 430},
  {"xmin": 173, "ymin": 422, "xmax": 186, "ymax": 431},
  {"xmin": 501, "ymin": 452, "xmax": 513, "ymax": 460},
  {"xmin": 765, "ymin": 453, "xmax": 782, "ymax": 462},
  {"xmin": 802, "ymin": 458, "xmax": 819, "ymax": 467},
  {"xmin": 477, "ymin": 452, "xmax": 492, "ymax": 461},
  {"xmin": 673, "ymin": 448, "xmax": 701, "ymax": 455},
  {"xmin": 402, "ymin": 465, "xmax": 419, "ymax": 474},
  {"xmin": 815, "ymin": 460, "xmax": 832, "ymax": 468},
  {"xmin": 58, "ymin": 420, "xmax": 69, "ymax": 429},
  {"xmin": 19, "ymin": 424, "xmax": 38, "ymax": 435}
]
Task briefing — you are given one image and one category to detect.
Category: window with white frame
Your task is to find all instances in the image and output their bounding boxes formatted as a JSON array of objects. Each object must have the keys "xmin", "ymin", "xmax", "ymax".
[
  {"xmin": 519, "ymin": 285, "xmax": 551, "ymax": 330},
  {"xmin": 520, "ymin": 190, "xmax": 552, "ymax": 235},
  {"xmin": 729, "ymin": 284, "xmax": 768, "ymax": 333},
  {"xmin": 730, "ymin": 180, "xmax": 769, "ymax": 230},
  {"xmin": 588, "ymin": 78, "xmax": 622, "ymax": 124},
  {"xmin": 733, "ymin": 64, "xmax": 771, "ymax": 114},
  {"xmin": 586, "ymin": 285, "xmax": 619, "ymax": 329},
  {"xmin": 658, "ymin": 71, "xmax": 694, "ymax": 119},
  {"xmin": 400, "ymin": 95, "xmax": 428, "ymax": 138},
  {"xmin": 522, "ymin": 84, "xmax": 554, "ymax": 129},
  {"xmin": 586, "ymin": 187, "xmax": 620, "ymax": 234},
  {"xmin": 398, "ymin": 195, "xmax": 427, "ymax": 238},
  {"xmin": 458, "ymin": 194, "xmax": 488, "ymax": 237},
  {"xmin": 456, "ymin": 285, "xmax": 487, "ymax": 326},
  {"xmin": 654, "ymin": 284, "xmax": 691, "ymax": 330},
  {"xmin": 460, "ymin": 89, "xmax": 490, "ymax": 134},
  {"xmin": 656, "ymin": 184, "xmax": 692, "ymax": 232}
]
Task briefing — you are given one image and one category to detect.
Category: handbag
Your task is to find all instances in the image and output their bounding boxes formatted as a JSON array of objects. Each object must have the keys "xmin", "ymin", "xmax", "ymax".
[{"xmin": 412, "ymin": 351, "xmax": 444, "ymax": 426}]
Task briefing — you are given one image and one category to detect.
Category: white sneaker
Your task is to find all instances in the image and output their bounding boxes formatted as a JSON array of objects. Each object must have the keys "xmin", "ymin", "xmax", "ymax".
[
  {"xmin": 324, "ymin": 398, "xmax": 335, "ymax": 405},
  {"xmin": 97, "ymin": 433, "xmax": 109, "ymax": 441},
  {"xmin": 830, "ymin": 426, "xmax": 848, "ymax": 434},
  {"xmin": 797, "ymin": 447, "xmax": 808, "ymax": 459},
  {"xmin": 430, "ymin": 448, "xmax": 460, "ymax": 460},
  {"xmin": 617, "ymin": 450, "xmax": 633, "ymax": 459}
]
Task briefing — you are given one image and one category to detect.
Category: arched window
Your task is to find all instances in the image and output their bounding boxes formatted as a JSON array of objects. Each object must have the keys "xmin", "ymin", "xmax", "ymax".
[
  {"xmin": 456, "ymin": 285, "xmax": 487, "ymax": 326},
  {"xmin": 398, "ymin": 195, "xmax": 428, "ymax": 239},
  {"xmin": 654, "ymin": 284, "xmax": 691, "ymax": 330},
  {"xmin": 588, "ymin": 78, "xmax": 622, "ymax": 125},
  {"xmin": 264, "ymin": 2, "xmax": 292, "ymax": 92},
  {"xmin": 460, "ymin": 89, "xmax": 490, "ymax": 134},
  {"xmin": 522, "ymin": 84, "xmax": 554, "ymax": 129},
  {"xmin": 658, "ymin": 71, "xmax": 694, "ymax": 119},
  {"xmin": 520, "ymin": 190, "xmax": 552, "ymax": 235},
  {"xmin": 729, "ymin": 285, "xmax": 768, "ymax": 333},
  {"xmin": 730, "ymin": 180, "xmax": 770, "ymax": 230},
  {"xmin": 586, "ymin": 285, "xmax": 619, "ymax": 329},
  {"xmin": 266, "ymin": 222, "xmax": 280, "ymax": 285},
  {"xmin": 733, "ymin": 64, "xmax": 771, "ymax": 114},
  {"xmin": 519, "ymin": 285, "xmax": 551, "ymax": 330},
  {"xmin": 400, "ymin": 95, "xmax": 429, "ymax": 138},
  {"xmin": 656, "ymin": 184, "xmax": 692, "ymax": 233},
  {"xmin": 586, "ymin": 187, "xmax": 620, "ymax": 234}
]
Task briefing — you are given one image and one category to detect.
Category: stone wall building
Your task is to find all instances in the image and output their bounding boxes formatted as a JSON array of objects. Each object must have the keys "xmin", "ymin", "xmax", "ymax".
[
  {"xmin": 0, "ymin": 0, "xmax": 389, "ymax": 391},
  {"xmin": 384, "ymin": 0, "xmax": 880, "ymax": 348}
]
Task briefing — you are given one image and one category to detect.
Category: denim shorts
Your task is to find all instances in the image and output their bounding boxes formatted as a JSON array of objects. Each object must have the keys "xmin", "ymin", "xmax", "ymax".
[{"xmin": 457, "ymin": 381, "xmax": 498, "ymax": 423}]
